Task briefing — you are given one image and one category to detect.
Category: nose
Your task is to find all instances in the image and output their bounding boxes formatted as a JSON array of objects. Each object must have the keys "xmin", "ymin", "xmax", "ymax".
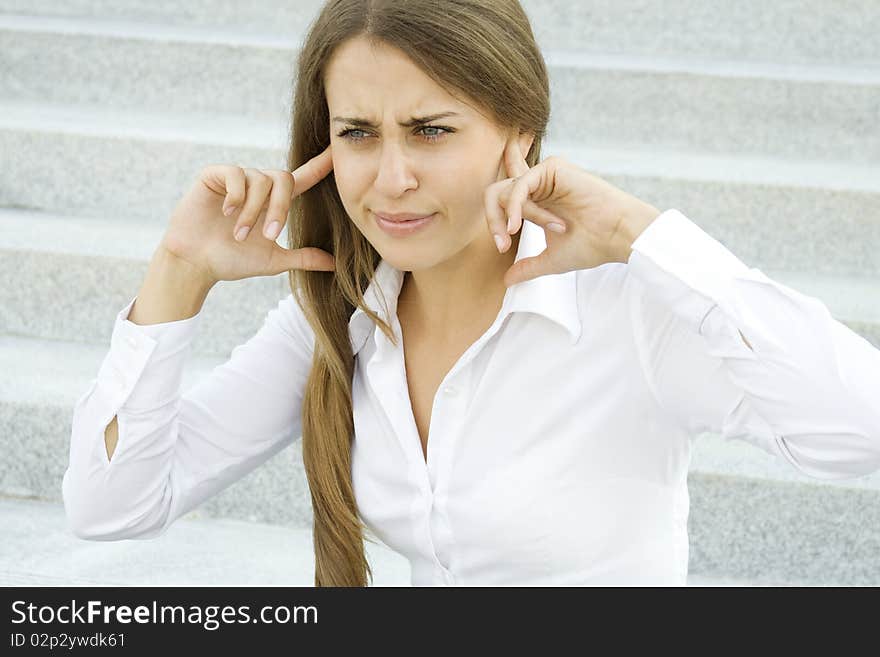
[{"xmin": 373, "ymin": 141, "xmax": 418, "ymax": 197}]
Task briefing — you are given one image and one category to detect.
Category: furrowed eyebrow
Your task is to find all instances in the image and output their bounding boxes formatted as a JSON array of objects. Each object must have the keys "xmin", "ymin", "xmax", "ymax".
[{"xmin": 331, "ymin": 111, "xmax": 461, "ymax": 128}]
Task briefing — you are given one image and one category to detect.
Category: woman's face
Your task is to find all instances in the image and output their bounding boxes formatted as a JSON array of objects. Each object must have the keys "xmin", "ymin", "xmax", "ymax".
[{"xmin": 324, "ymin": 36, "xmax": 520, "ymax": 272}]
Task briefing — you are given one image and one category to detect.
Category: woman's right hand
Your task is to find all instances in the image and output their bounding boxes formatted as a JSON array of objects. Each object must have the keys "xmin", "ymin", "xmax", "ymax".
[{"xmin": 160, "ymin": 145, "xmax": 336, "ymax": 284}]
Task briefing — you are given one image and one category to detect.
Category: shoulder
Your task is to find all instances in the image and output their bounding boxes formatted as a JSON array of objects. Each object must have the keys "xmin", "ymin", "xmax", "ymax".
[
  {"xmin": 571, "ymin": 260, "xmax": 695, "ymax": 354},
  {"xmin": 574, "ymin": 260, "xmax": 629, "ymax": 294},
  {"xmin": 572, "ymin": 261, "xmax": 635, "ymax": 321}
]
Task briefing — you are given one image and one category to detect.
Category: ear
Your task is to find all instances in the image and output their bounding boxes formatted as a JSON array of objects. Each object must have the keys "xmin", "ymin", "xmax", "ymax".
[
  {"xmin": 496, "ymin": 131, "xmax": 537, "ymax": 181},
  {"xmin": 518, "ymin": 131, "xmax": 535, "ymax": 161}
]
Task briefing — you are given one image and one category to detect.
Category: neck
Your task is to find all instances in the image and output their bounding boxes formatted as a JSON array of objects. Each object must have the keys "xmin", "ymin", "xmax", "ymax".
[{"xmin": 397, "ymin": 228, "xmax": 521, "ymax": 340}]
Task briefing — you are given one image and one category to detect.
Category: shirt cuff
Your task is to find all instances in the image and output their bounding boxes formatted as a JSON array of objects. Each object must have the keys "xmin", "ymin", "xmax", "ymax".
[
  {"xmin": 626, "ymin": 208, "xmax": 752, "ymax": 335},
  {"xmin": 93, "ymin": 296, "xmax": 202, "ymax": 412}
]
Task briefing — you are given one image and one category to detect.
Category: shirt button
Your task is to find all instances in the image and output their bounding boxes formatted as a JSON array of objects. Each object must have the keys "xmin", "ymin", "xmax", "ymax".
[
  {"xmin": 442, "ymin": 386, "xmax": 458, "ymax": 396},
  {"xmin": 125, "ymin": 334, "xmax": 139, "ymax": 349}
]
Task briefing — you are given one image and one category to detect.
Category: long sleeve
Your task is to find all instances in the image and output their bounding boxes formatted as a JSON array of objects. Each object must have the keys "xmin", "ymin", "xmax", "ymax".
[
  {"xmin": 61, "ymin": 291, "xmax": 316, "ymax": 540},
  {"xmin": 626, "ymin": 208, "xmax": 880, "ymax": 480}
]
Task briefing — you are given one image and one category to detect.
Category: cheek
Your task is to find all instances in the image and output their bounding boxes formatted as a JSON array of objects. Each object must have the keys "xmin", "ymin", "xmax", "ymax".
[
  {"xmin": 445, "ymin": 163, "xmax": 498, "ymax": 215},
  {"xmin": 331, "ymin": 158, "xmax": 355, "ymax": 193},
  {"xmin": 332, "ymin": 160, "xmax": 368, "ymax": 217},
  {"xmin": 430, "ymin": 157, "xmax": 491, "ymax": 209}
]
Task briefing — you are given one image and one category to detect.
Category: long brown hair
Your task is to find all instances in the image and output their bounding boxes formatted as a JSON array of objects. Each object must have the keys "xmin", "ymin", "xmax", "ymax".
[{"xmin": 285, "ymin": 0, "xmax": 551, "ymax": 586}]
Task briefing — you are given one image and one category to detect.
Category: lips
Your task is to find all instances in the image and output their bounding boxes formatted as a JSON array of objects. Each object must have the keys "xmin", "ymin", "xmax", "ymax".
[
  {"xmin": 374, "ymin": 211, "xmax": 434, "ymax": 223},
  {"xmin": 374, "ymin": 211, "xmax": 436, "ymax": 237}
]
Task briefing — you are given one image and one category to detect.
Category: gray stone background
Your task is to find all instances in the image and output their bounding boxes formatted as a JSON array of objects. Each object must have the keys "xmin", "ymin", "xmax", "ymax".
[{"xmin": 1, "ymin": 0, "xmax": 878, "ymax": 586}]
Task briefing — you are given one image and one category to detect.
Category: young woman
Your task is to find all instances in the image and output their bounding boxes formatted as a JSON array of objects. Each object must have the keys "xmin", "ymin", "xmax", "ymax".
[{"xmin": 63, "ymin": 0, "xmax": 880, "ymax": 586}]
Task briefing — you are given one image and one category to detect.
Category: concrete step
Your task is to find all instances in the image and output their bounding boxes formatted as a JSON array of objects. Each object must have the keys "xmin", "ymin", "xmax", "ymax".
[
  {"xmin": 555, "ymin": 142, "xmax": 880, "ymax": 280},
  {"xmin": 2, "ymin": 15, "xmax": 878, "ymax": 164},
  {"xmin": 688, "ymin": 436, "xmax": 880, "ymax": 586},
  {"xmin": 0, "ymin": 495, "xmax": 411, "ymax": 586},
  {"xmin": 1, "ymin": 101, "xmax": 877, "ymax": 279},
  {"xmin": 0, "ymin": 207, "xmax": 296, "ymax": 360},
  {"xmin": 0, "ymin": 0, "xmax": 876, "ymax": 67},
  {"xmin": 3, "ymin": 205, "xmax": 879, "ymax": 357}
]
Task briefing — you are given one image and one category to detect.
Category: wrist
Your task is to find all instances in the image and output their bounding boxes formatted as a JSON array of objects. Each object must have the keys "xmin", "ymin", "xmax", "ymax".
[
  {"xmin": 128, "ymin": 248, "xmax": 215, "ymax": 326},
  {"xmin": 156, "ymin": 244, "xmax": 218, "ymax": 291},
  {"xmin": 610, "ymin": 203, "xmax": 661, "ymax": 264}
]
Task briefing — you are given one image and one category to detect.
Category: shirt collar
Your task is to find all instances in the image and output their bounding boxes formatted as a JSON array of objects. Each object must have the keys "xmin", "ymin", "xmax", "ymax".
[{"xmin": 348, "ymin": 219, "xmax": 581, "ymax": 354}]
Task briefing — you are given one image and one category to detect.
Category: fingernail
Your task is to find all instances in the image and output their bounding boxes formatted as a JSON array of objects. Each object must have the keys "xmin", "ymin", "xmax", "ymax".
[
  {"xmin": 507, "ymin": 216, "xmax": 515, "ymax": 233},
  {"xmin": 264, "ymin": 221, "xmax": 280, "ymax": 240},
  {"xmin": 547, "ymin": 222, "xmax": 566, "ymax": 233},
  {"xmin": 494, "ymin": 234, "xmax": 506, "ymax": 253},
  {"xmin": 235, "ymin": 226, "xmax": 250, "ymax": 241},
  {"xmin": 224, "ymin": 205, "xmax": 237, "ymax": 217}
]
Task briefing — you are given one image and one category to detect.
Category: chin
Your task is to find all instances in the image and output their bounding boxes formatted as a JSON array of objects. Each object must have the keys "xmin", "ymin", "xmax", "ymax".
[{"xmin": 377, "ymin": 250, "xmax": 436, "ymax": 273}]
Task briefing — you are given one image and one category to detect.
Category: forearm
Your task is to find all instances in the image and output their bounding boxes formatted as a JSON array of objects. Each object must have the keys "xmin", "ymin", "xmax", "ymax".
[
  {"xmin": 128, "ymin": 247, "xmax": 216, "ymax": 325},
  {"xmin": 105, "ymin": 248, "xmax": 213, "ymax": 461},
  {"xmin": 628, "ymin": 208, "xmax": 880, "ymax": 478}
]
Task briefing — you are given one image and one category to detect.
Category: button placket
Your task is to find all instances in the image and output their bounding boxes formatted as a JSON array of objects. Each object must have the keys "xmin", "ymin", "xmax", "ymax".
[
  {"xmin": 111, "ymin": 363, "xmax": 127, "ymax": 388},
  {"xmin": 426, "ymin": 376, "xmax": 466, "ymax": 492},
  {"xmin": 366, "ymin": 324, "xmax": 430, "ymax": 486},
  {"xmin": 407, "ymin": 313, "xmax": 500, "ymax": 581},
  {"xmin": 426, "ymin": 365, "xmax": 473, "ymax": 575}
]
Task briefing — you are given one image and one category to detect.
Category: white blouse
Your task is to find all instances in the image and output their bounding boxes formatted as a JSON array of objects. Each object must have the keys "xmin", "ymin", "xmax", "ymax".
[{"xmin": 61, "ymin": 208, "xmax": 880, "ymax": 586}]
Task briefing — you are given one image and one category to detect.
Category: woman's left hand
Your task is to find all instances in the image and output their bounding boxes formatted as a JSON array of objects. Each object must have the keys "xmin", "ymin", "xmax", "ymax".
[{"xmin": 486, "ymin": 139, "xmax": 663, "ymax": 287}]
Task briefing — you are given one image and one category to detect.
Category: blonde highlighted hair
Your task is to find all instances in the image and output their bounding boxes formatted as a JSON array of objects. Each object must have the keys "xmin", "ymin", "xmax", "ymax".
[{"xmin": 285, "ymin": 0, "xmax": 551, "ymax": 586}]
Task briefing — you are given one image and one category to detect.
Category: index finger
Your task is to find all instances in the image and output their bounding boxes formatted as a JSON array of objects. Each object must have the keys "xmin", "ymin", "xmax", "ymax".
[
  {"xmin": 290, "ymin": 144, "xmax": 334, "ymax": 199},
  {"xmin": 503, "ymin": 138, "xmax": 530, "ymax": 179}
]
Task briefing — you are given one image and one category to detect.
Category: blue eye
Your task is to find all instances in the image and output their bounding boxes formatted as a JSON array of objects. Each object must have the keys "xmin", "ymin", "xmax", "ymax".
[
  {"xmin": 337, "ymin": 128, "xmax": 370, "ymax": 142},
  {"xmin": 417, "ymin": 126, "xmax": 450, "ymax": 142},
  {"xmin": 335, "ymin": 125, "xmax": 454, "ymax": 143}
]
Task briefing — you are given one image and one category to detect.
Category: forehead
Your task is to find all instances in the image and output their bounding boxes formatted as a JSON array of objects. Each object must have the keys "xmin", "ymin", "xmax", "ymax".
[{"xmin": 324, "ymin": 36, "xmax": 479, "ymax": 120}]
